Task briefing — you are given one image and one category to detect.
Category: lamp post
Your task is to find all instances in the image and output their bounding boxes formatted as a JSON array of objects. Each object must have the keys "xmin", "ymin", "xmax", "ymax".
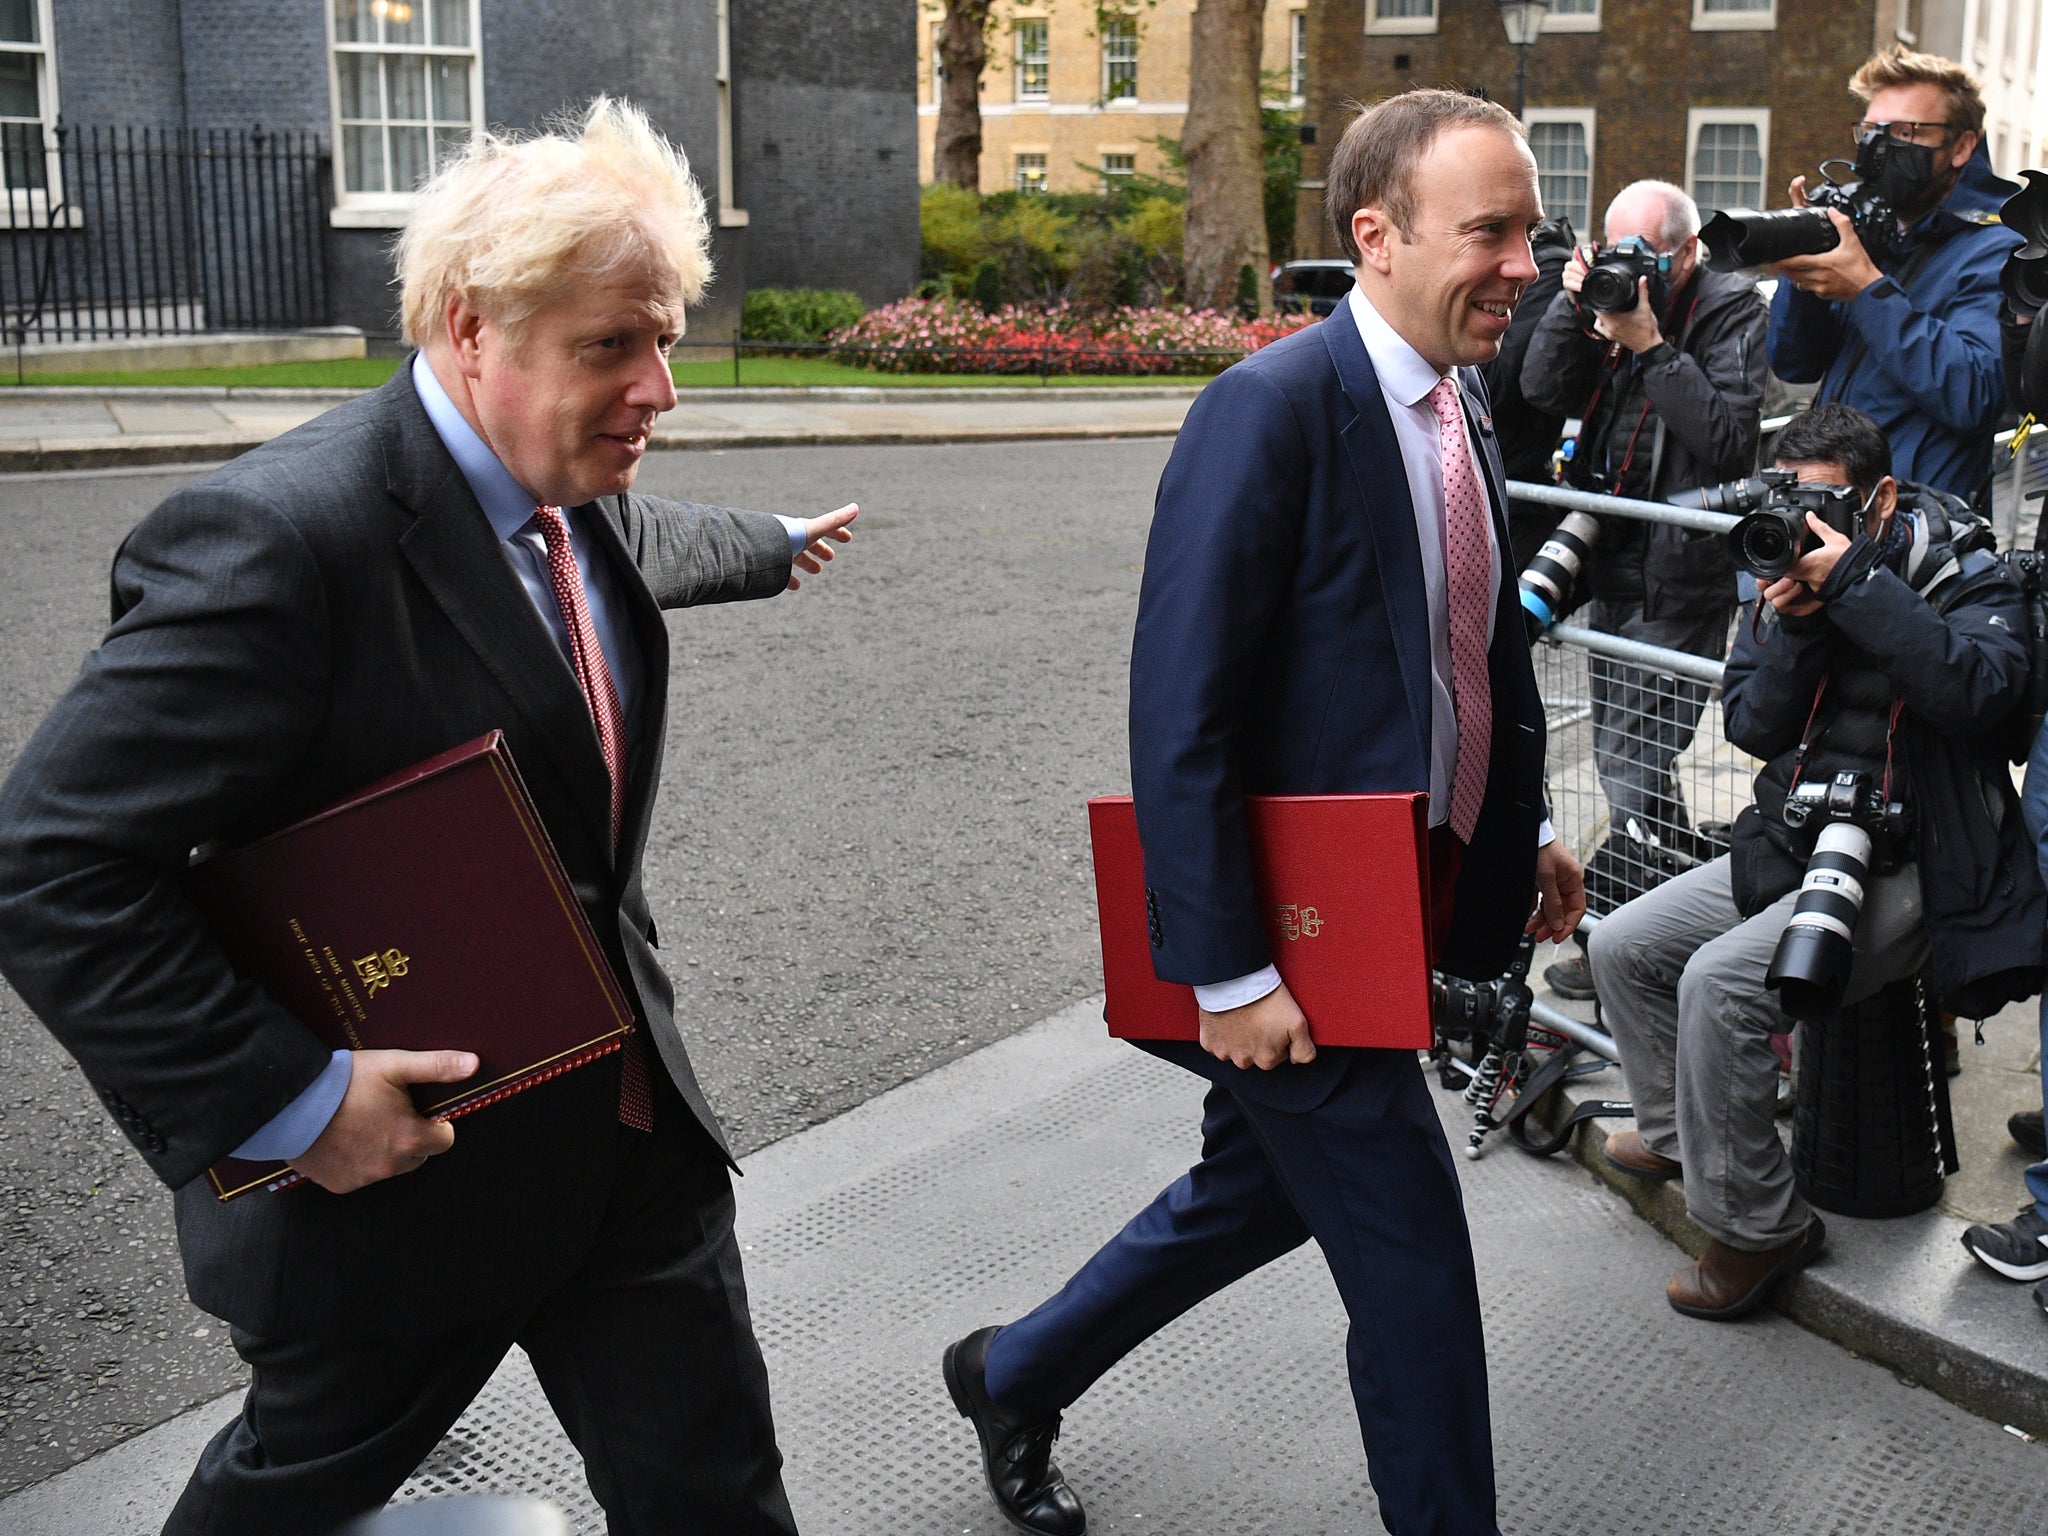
[{"xmin": 1496, "ymin": 0, "xmax": 1552, "ymax": 119}]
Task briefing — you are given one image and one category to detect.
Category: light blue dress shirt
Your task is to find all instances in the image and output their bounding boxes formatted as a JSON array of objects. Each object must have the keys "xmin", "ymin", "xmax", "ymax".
[{"xmin": 230, "ymin": 357, "xmax": 810, "ymax": 1162}]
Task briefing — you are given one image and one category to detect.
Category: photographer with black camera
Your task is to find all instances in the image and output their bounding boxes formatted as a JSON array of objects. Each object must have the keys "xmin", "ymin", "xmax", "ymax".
[
  {"xmin": 1520, "ymin": 179, "xmax": 1768, "ymax": 1000},
  {"xmin": 1586, "ymin": 404, "xmax": 2043, "ymax": 1322},
  {"xmin": 1767, "ymin": 47, "xmax": 2020, "ymax": 503}
]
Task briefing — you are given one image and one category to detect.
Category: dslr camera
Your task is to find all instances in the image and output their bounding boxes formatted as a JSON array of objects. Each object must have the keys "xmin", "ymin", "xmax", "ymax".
[
  {"xmin": 1699, "ymin": 157, "xmax": 1898, "ymax": 273},
  {"xmin": 1578, "ymin": 235, "xmax": 1673, "ymax": 315},
  {"xmin": 1432, "ymin": 948, "xmax": 1534, "ymax": 1048},
  {"xmin": 1673, "ymin": 468, "xmax": 1862, "ymax": 582},
  {"xmin": 1767, "ymin": 769, "xmax": 1912, "ymax": 1020}
]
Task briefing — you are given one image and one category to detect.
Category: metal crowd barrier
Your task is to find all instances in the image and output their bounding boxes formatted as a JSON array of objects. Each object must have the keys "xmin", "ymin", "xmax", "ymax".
[{"xmin": 1504, "ymin": 425, "xmax": 2046, "ymax": 1065}]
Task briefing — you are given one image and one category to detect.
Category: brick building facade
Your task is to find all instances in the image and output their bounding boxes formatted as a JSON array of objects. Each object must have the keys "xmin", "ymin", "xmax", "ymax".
[
  {"xmin": 917, "ymin": 1, "xmax": 1307, "ymax": 195},
  {"xmin": 14, "ymin": 0, "xmax": 917, "ymax": 339},
  {"xmin": 1294, "ymin": 0, "xmax": 1946, "ymax": 256}
]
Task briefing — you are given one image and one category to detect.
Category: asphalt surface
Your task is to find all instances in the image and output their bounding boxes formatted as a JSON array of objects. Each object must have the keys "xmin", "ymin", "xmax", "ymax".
[{"xmin": 0, "ymin": 440, "xmax": 1159, "ymax": 1493}]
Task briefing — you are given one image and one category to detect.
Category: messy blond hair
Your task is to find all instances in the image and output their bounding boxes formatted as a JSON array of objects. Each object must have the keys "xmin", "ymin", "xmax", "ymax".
[
  {"xmin": 398, "ymin": 97, "xmax": 712, "ymax": 349},
  {"xmin": 1850, "ymin": 46, "xmax": 1986, "ymax": 140}
]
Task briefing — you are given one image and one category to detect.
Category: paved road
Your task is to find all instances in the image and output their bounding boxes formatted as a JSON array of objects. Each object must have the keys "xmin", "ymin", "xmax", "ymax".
[
  {"xmin": 0, "ymin": 440, "xmax": 1159, "ymax": 1492},
  {"xmin": 3, "ymin": 441, "xmax": 2045, "ymax": 1527}
]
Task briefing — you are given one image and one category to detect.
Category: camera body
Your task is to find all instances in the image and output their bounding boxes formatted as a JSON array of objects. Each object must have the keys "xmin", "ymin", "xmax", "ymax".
[
  {"xmin": 1723, "ymin": 468, "xmax": 1863, "ymax": 583},
  {"xmin": 1432, "ymin": 961, "xmax": 1532, "ymax": 1048},
  {"xmin": 1768, "ymin": 769, "xmax": 1913, "ymax": 1021},
  {"xmin": 1699, "ymin": 163, "xmax": 1897, "ymax": 273},
  {"xmin": 1579, "ymin": 235, "xmax": 1672, "ymax": 315},
  {"xmin": 1780, "ymin": 769, "xmax": 1911, "ymax": 868}
]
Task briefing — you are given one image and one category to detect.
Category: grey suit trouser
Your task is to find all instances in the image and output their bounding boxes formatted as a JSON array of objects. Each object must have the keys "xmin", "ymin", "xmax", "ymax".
[{"xmin": 1586, "ymin": 855, "xmax": 1928, "ymax": 1251}]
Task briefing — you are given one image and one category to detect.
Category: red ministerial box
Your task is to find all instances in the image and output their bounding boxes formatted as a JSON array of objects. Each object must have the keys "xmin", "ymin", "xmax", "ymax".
[
  {"xmin": 1087, "ymin": 793, "xmax": 1433, "ymax": 1050},
  {"xmin": 190, "ymin": 732, "xmax": 636, "ymax": 1200}
]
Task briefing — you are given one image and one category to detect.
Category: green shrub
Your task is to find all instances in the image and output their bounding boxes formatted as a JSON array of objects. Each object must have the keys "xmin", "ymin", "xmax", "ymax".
[
  {"xmin": 920, "ymin": 182, "xmax": 988, "ymax": 280},
  {"xmin": 740, "ymin": 288, "xmax": 868, "ymax": 345}
]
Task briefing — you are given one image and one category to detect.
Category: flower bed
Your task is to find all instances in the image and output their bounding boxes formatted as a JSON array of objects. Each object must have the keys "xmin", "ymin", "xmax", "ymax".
[{"xmin": 826, "ymin": 298, "xmax": 1318, "ymax": 376}]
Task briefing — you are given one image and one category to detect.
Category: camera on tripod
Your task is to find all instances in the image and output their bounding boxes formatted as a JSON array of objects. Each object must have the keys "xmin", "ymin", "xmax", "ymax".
[
  {"xmin": 1578, "ymin": 236, "xmax": 1672, "ymax": 315},
  {"xmin": 1767, "ymin": 769, "xmax": 1912, "ymax": 1020},
  {"xmin": 1432, "ymin": 954, "xmax": 1533, "ymax": 1047},
  {"xmin": 1698, "ymin": 157, "xmax": 1897, "ymax": 273},
  {"xmin": 1674, "ymin": 467, "xmax": 1862, "ymax": 583}
]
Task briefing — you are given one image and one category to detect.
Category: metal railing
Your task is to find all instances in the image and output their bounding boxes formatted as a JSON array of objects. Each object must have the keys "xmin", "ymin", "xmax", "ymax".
[{"xmin": 0, "ymin": 123, "xmax": 330, "ymax": 348}]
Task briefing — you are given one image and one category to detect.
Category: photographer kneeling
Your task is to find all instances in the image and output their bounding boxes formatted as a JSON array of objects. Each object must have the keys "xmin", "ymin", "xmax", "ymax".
[{"xmin": 1586, "ymin": 403, "xmax": 2043, "ymax": 1321}]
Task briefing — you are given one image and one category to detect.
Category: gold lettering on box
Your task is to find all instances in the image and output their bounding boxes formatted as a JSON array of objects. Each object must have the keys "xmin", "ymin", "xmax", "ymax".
[
  {"xmin": 1274, "ymin": 903, "xmax": 1323, "ymax": 941},
  {"xmin": 353, "ymin": 948, "xmax": 411, "ymax": 997}
]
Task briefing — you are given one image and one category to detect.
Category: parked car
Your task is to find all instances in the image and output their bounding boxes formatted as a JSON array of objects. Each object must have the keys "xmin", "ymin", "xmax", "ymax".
[{"xmin": 1272, "ymin": 259, "xmax": 1355, "ymax": 317}]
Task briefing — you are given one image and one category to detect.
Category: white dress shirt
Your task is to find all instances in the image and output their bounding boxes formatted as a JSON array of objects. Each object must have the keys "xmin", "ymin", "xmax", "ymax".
[{"xmin": 1193, "ymin": 288, "xmax": 1548, "ymax": 1015}]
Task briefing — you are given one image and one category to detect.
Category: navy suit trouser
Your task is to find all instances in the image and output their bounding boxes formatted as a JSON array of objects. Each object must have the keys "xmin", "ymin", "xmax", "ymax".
[{"xmin": 983, "ymin": 1047, "xmax": 1501, "ymax": 1536}]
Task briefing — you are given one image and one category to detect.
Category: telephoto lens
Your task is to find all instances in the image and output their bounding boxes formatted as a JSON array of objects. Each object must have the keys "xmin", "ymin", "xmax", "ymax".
[
  {"xmin": 1700, "ymin": 207, "xmax": 1841, "ymax": 272},
  {"xmin": 1668, "ymin": 476, "xmax": 1770, "ymax": 516},
  {"xmin": 1768, "ymin": 821, "xmax": 1872, "ymax": 1021},
  {"xmin": 1518, "ymin": 510, "xmax": 1600, "ymax": 635}
]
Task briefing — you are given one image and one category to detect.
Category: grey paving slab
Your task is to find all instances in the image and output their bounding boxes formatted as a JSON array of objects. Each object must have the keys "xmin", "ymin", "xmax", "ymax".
[
  {"xmin": 10, "ymin": 1001, "xmax": 2044, "ymax": 1535},
  {"xmin": 0, "ymin": 402, "xmax": 119, "ymax": 441},
  {"xmin": 101, "ymin": 403, "xmax": 235, "ymax": 436}
]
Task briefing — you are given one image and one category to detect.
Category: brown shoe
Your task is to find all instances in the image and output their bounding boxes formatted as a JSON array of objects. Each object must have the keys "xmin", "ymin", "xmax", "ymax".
[
  {"xmin": 1667, "ymin": 1219, "xmax": 1827, "ymax": 1321},
  {"xmin": 1603, "ymin": 1128, "xmax": 1682, "ymax": 1182}
]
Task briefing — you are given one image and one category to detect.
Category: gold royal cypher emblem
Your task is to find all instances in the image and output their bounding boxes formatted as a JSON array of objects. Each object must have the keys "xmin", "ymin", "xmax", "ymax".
[
  {"xmin": 353, "ymin": 948, "xmax": 411, "ymax": 997},
  {"xmin": 1274, "ymin": 904, "xmax": 1323, "ymax": 941}
]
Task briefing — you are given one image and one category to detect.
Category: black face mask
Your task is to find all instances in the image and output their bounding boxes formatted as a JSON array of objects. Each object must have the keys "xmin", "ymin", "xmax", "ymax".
[{"xmin": 1854, "ymin": 131, "xmax": 1952, "ymax": 216}]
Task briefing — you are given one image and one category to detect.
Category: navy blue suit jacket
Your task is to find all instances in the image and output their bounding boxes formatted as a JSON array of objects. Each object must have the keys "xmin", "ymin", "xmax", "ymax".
[{"xmin": 1131, "ymin": 314, "xmax": 1546, "ymax": 1108}]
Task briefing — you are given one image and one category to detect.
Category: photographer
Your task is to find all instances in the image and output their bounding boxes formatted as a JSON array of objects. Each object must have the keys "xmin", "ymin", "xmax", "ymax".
[
  {"xmin": 1586, "ymin": 404, "xmax": 2043, "ymax": 1322},
  {"xmin": 1769, "ymin": 47, "xmax": 2020, "ymax": 503},
  {"xmin": 1484, "ymin": 214, "xmax": 1578, "ymax": 572},
  {"xmin": 1521, "ymin": 179, "xmax": 1768, "ymax": 999}
]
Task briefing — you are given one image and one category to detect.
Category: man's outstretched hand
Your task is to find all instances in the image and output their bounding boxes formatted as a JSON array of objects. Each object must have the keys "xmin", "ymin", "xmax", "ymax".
[
  {"xmin": 289, "ymin": 1048, "xmax": 478, "ymax": 1194},
  {"xmin": 1199, "ymin": 981, "xmax": 1316, "ymax": 1071},
  {"xmin": 1527, "ymin": 839, "xmax": 1586, "ymax": 945},
  {"xmin": 789, "ymin": 503, "xmax": 858, "ymax": 589}
]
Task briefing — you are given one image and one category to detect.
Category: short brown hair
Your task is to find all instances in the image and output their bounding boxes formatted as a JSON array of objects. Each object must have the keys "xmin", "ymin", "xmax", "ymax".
[
  {"xmin": 1849, "ymin": 46, "xmax": 1986, "ymax": 140},
  {"xmin": 1324, "ymin": 89, "xmax": 1524, "ymax": 263}
]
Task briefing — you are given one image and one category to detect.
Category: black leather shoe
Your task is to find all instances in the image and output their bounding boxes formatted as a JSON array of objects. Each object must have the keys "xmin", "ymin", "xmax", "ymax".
[{"xmin": 943, "ymin": 1326, "xmax": 1087, "ymax": 1536}]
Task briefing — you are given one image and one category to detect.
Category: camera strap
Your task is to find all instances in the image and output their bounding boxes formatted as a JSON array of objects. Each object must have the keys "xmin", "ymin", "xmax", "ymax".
[{"xmin": 1787, "ymin": 672, "xmax": 1904, "ymax": 802}]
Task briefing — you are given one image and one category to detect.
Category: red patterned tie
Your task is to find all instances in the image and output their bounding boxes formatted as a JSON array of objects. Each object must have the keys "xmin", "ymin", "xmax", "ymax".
[
  {"xmin": 1427, "ymin": 379, "xmax": 1493, "ymax": 845},
  {"xmin": 532, "ymin": 504, "xmax": 654, "ymax": 1132}
]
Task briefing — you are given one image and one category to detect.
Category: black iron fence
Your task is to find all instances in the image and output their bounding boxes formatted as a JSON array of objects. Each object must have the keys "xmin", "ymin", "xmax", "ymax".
[{"xmin": 0, "ymin": 123, "xmax": 329, "ymax": 346}]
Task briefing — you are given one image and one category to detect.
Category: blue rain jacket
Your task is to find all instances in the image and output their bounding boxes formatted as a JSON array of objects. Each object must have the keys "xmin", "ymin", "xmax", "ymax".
[{"xmin": 1768, "ymin": 144, "xmax": 2020, "ymax": 501}]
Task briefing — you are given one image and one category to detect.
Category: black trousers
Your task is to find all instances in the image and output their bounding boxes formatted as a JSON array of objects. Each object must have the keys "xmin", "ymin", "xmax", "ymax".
[
  {"xmin": 163, "ymin": 1102, "xmax": 796, "ymax": 1536},
  {"xmin": 984, "ymin": 1050, "xmax": 1499, "ymax": 1536}
]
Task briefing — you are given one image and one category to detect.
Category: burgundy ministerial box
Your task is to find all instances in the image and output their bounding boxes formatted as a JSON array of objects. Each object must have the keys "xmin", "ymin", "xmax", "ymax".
[
  {"xmin": 1087, "ymin": 793, "xmax": 1433, "ymax": 1050},
  {"xmin": 189, "ymin": 732, "xmax": 635, "ymax": 1200}
]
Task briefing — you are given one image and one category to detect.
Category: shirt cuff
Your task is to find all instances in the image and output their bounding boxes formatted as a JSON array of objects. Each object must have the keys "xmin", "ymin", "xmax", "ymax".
[
  {"xmin": 1538, "ymin": 818, "xmax": 1557, "ymax": 847},
  {"xmin": 775, "ymin": 514, "xmax": 808, "ymax": 558},
  {"xmin": 230, "ymin": 1049, "xmax": 352, "ymax": 1161},
  {"xmin": 1194, "ymin": 965, "xmax": 1283, "ymax": 1014}
]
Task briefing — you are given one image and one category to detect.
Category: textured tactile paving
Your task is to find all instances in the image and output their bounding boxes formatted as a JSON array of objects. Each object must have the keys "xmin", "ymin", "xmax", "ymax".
[{"xmin": 395, "ymin": 1007, "xmax": 2048, "ymax": 1535}]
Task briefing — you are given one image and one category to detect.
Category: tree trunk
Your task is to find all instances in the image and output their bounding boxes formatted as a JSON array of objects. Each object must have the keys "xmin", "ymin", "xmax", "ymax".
[
  {"xmin": 1182, "ymin": 0, "xmax": 1271, "ymax": 314},
  {"xmin": 935, "ymin": 0, "xmax": 994, "ymax": 190}
]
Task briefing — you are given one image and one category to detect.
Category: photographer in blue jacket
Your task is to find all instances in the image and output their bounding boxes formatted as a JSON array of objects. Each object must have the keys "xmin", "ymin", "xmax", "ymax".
[{"xmin": 1769, "ymin": 47, "xmax": 2019, "ymax": 505}]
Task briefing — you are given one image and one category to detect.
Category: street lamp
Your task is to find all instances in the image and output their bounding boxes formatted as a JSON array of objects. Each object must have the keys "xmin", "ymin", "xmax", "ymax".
[{"xmin": 1497, "ymin": 0, "xmax": 1552, "ymax": 119}]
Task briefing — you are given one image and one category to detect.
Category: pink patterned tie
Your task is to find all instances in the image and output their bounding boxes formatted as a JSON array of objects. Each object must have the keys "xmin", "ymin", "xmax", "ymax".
[
  {"xmin": 533, "ymin": 504, "xmax": 654, "ymax": 1133},
  {"xmin": 1427, "ymin": 379, "xmax": 1492, "ymax": 845}
]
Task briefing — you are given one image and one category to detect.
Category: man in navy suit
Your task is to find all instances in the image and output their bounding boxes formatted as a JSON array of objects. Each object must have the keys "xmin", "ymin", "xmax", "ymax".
[{"xmin": 943, "ymin": 90, "xmax": 1584, "ymax": 1536}]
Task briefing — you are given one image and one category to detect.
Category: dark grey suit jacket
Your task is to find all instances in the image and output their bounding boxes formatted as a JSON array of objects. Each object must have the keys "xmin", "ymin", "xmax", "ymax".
[{"xmin": 0, "ymin": 368, "xmax": 793, "ymax": 1338}]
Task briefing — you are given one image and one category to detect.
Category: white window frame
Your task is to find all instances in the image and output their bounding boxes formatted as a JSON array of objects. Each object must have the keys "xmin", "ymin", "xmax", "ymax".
[
  {"xmin": 1101, "ymin": 14, "xmax": 1139, "ymax": 103},
  {"xmin": 1364, "ymin": 0, "xmax": 1438, "ymax": 39},
  {"xmin": 1014, "ymin": 17, "xmax": 1050, "ymax": 102},
  {"xmin": 1015, "ymin": 151, "xmax": 1049, "ymax": 194},
  {"xmin": 715, "ymin": 0, "xmax": 746, "ymax": 227},
  {"xmin": 1289, "ymin": 11, "xmax": 1307, "ymax": 102},
  {"xmin": 1101, "ymin": 149, "xmax": 1136, "ymax": 183},
  {"xmin": 928, "ymin": 20, "xmax": 945, "ymax": 109},
  {"xmin": 326, "ymin": 0, "xmax": 485, "ymax": 229},
  {"xmin": 0, "ymin": 0, "xmax": 66, "ymax": 228},
  {"xmin": 1686, "ymin": 108, "xmax": 1771, "ymax": 211},
  {"xmin": 1524, "ymin": 108, "xmax": 1596, "ymax": 233},
  {"xmin": 1691, "ymin": 0, "xmax": 1775, "ymax": 32},
  {"xmin": 1542, "ymin": 0, "xmax": 1601, "ymax": 34}
]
